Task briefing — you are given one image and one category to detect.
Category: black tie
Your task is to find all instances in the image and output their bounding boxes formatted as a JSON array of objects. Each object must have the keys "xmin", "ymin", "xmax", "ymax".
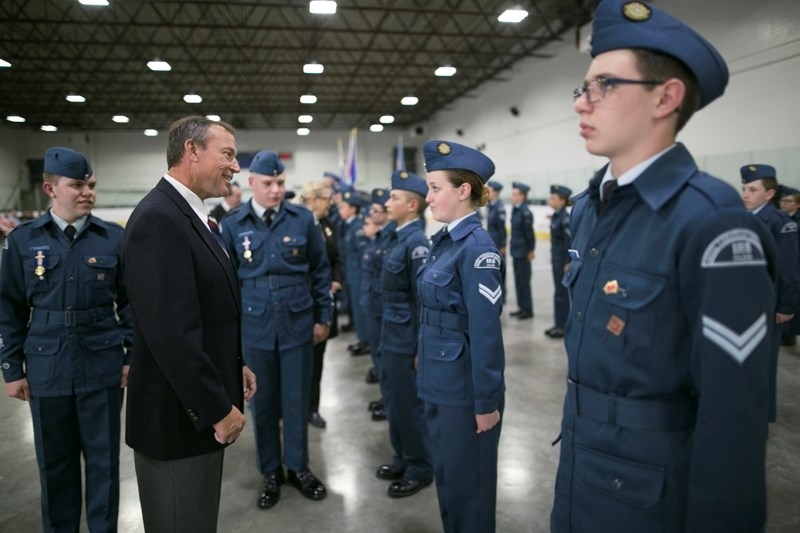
[
  {"xmin": 600, "ymin": 180, "xmax": 618, "ymax": 211},
  {"xmin": 64, "ymin": 224, "xmax": 76, "ymax": 241},
  {"xmin": 264, "ymin": 209, "xmax": 275, "ymax": 227}
]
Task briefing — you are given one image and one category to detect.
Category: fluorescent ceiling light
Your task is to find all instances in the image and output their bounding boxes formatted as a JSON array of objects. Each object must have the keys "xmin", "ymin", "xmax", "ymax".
[
  {"xmin": 0, "ymin": 59, "xmax": 10, "ymax": 68},
  {"xmin": 298, "ymin": 115, "xmax": 313, "ymax": 123},
  {"xmin": 434, "ymin": 65, "xmax": 457, "ymax": 77},
  {"xmin": 112, "ymin": 115, "xmax": 129, "ymax": 123},
  {"xmin": 300, "ymin": 94, "xmax": 318, "ymax": 104},
  {"xmin": 498, "ymin": 9, "xmax": 528, "ymax": 23},
  {"xmin": 66, "ymin": 94, "xmax": 86, "ymax": 103},
  {"xmin": 144, "ymin": 129, "xmax": 158, "ymax": 136},
  {"xmin": 297, "ymin": 128, "xmax": 311, "ymax": 136},
  {"xmin": 309, "ymin": 1, "xmax": 337, "ymax": 14},
  {"xmin": 401, "ymin": 96, "xmax": 418, "ymax": 106},
  {"xmin": 183, "ymin": 94, "xmax": 202, "ymax": 103},
  {"xmin": 379, "ymin": 115, "xmax": 395, "ymax": 124},
  {"xmin": 79, "ymin": 0, "xmax": 109, "ymax": 6},
  {"xmin": 41, "ymin": 125, "xmax": 58, "ymax": 132},
  {"xmin": 6, "ymin": 115, "xmax": 25, "ymax": 123},
  {"xmin": 147, "ymin": 60, "xmax": 171, "ymax": 72},
  {"xmin": 206, "ymin": 115, "xmax": 221, "ymax": 122},
  {"xmin": 369, "ymin": 124, "xmax": 384, "ymax": 133},
  {"xmin": 303, "ymin": 63, "xmax": 324, "ymax": 74}
]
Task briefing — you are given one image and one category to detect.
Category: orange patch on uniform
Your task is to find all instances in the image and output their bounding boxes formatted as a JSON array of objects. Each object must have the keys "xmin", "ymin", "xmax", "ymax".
[
  {"xmin": 603, "ymin": 279, "xmax": 619, "ymax": 295},
  {"xmin": 606, "ymin": 315, "xmax": 625, "ymax": 336}
]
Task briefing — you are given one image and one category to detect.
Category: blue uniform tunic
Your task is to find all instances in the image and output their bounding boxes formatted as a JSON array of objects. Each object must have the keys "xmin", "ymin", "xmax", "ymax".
[
  {"xmin": 510, "ymin": 203, "xmax": 535, "ymax": 313},
  {"xmin": 417, "ymin": 213, "xmax": 505, "ymax": 533},
  {"xmin": 487, "ymin": 199, "xmax": 507, "ymax": 302},
  {"xmin": 0, "ymin": 210, "xmax": 132, "ymax": 532},
  {"xmin": 362, "ymin": 221, "xmax": 396, "ymax": 374},
  {"xmin": 221, "ymin": 199, "xmax": 332, "ymax": 473},
  {"xmin": 551, "ymin": 144, "xmax": 777, "ymax": 532},
  {"xmin": 342, "ymin": 214, "xmax": 369, "ymax": 340},
  {"xmin": 550, "ymin": 206, "xmax": 572, "ymax": 329}
]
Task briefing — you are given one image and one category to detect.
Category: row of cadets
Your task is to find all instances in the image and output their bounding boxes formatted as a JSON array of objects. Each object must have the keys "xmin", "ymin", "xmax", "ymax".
[{"xmin": 779, "ymin": 186, "xmax": 800, "ymax": 346}]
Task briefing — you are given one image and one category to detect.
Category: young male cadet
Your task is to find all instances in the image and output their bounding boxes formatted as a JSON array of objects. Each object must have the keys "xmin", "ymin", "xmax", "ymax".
[
  {"xmin": 339, "ymin": 190, "xmax": 371, "ymax": 354},
  {"xmin": 221, "ymin": 149, "xmax": 332, "ymax": 509},
  {"xmin": 1, "ymin": 147, "xmax": 132, "ymax": 533},
  {"xmin": 362, "ymin": 188, "xmax": 390, "ymax": 387},
  {"xmin": 551, "ymin": 1, "xmax": 778, "ymax": 531},
  {"xmin": 741, "ymin": 164, "xmax": 799, "ymax": 421},
  {"xmin": 375, "ymin": 170, "xmax": 433, "ymax": 498},
  {"xmin": 509, "ymin": 181, "xmax": 535, "ymax": 319},
  {"xmin": 545, "ymin": 185, "xmax": 572, "ymax": 339},
  {"xmin": 486, "ymin": 181, "xmax": 507, "ymax": 301}
]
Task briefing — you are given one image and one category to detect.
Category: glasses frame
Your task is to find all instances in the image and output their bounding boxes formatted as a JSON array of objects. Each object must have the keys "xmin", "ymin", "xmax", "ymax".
[{"xmin": 573, "ymin": 77, "xmax": 665, "ymax": 104}]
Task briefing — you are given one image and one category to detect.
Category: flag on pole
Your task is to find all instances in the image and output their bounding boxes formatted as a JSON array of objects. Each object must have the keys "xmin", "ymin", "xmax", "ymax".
[
  {"xmin": 337, "ymin": 138, "xmax": 345, "ymax": 181},
  {"xmin": 345, "ymin": 128, "xmax": 357, "ymax": 186},
  {"xmin": 395, "ymin": 136, "xmax": 405, "ymax": 171}
]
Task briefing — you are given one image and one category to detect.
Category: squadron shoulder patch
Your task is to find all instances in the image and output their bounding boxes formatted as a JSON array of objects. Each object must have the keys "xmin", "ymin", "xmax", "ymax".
[
  {"xmin": 474, "ymin": 252, "xmax": 501, "ymax": 270},
  {"xmin": 702, "ymin": 313, "xmax": 767, "ymax": 364},
  {"xmin": 781, "ymin": 221, "xmax": 798, "ymax": 233},
  {"xmin": 411, "ymin": 245, "xmax": 429, "ymax": 260},
  {"xmin": 701, "ymin": 228, "xmax": 767, "ymax": 268}
]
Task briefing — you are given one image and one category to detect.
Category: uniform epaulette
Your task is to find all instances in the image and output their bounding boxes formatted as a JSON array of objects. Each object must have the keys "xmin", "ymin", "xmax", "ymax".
[{"xmin": 686, "ymin": 172, "xmax": 743, "ymax": 210}]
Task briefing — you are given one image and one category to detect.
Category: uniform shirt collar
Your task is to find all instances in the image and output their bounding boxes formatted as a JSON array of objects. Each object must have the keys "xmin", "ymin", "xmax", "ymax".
[
  {"xmin": 750, "ymin": 203, "xmax": 767, "ymax": 215},
  {"xmin": 163, "ymin": 173, "xmax": 209, "ymax": 228},
  {"xmin": 395, "ymin": 217, "xmax": 420, "ymax": 232},
  {"xmin": 250, "ymin": 198, "xmax": 279, "ymax": 219},
  {"xmin": 600, "ymin": 143, "xmax": 676, "ymax": 200},
  {"xmin": 448, "ymin": 212, "xmax": 481, "ymax": 241},
  {"xmin": 49, "ymin": 209, "xmax": 88, "ymax": 233},
  {"xmin": 447, "ymin": 211, "xmax": 475, "ymax": 233}
]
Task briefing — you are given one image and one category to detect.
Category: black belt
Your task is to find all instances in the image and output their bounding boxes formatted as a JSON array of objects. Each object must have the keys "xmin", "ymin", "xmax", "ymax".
[
  {"xmin": 566, "ymin": 379, "xmax": 696, "ymax": 431},
  {"xmin": 420, "ymin": 307, "xmax": 468, "ymax": 330},
  {"xmin": 241, "ymin": 274, "xmax": 306, "ymax": 289},
  {"xmin": 383, "ymin": 291, "xmax": 411, "ymax": 303},
  {"xmin": 31, "ymin": 305, "xmax": 114, "ymax": 326}
]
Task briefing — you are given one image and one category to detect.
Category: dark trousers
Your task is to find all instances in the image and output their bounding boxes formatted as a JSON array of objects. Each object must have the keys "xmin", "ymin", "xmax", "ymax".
[
  {"xmin": 383, "ymin": 349, "xmax": 432, "ymax": 481},
  {"xmin": 365, "ymin": 310, "xmax": 383, "ymax": 372},
  {"xmin": 309, "ymin": 340, "xmax": 326, "ymax": 413},
  {"xmin": 134, "ymin": 449, "xmax": 223, "ymax": 533},
  {"xmin": 244, "ymin": 343, "xmax": 313, "ymax": 473},
  {"xmin": 378, "ymin": 348, "xmax": 405, "ymax": 471},
  {"xmin": 513, "ymin": 257, "xmax": 533, "ymax": 313},
  {"xmin": 768, "ymin": 322, "xmax": 783, "ymax": 422},
  {"xmin": 424, "ymin": 400, "xmax": 503, "ymax": 533},
  {"xmin": 30, "ymin": 386, "xmax": 122, "ymax": 533},
  {"xmin": 552, "ymin": 261, "xmax": 569, "ymax": 328}
]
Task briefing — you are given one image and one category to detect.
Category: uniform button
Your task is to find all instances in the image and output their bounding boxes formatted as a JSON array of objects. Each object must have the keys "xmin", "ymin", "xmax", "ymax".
[
  {"xmin": 37, "ymin": 346, "xmax": 43, "ymax": 352},
  {"xmin": 68, "ymin": 276, "xmax": 75, "ymax": 282},
  {"xmin": 440, "ymin": 351, "xmax": 445, "ymax": 357},
  {"xmin": 192, "ymin": 416, "xmax": 199, "ymax": 422},
  {"xmin": 589, "ymin": 248, "xmax": 599, "ymax": 257},
  {"xmin": 247, "ymin": 306, "xmax": 253, "ymax": 312},
  {"xmin": 67, "ymin": 306, "xmax": 73, "ymax": 310},
  {"xmin": 611, "ymin": 477, "xmax": 623, "ymax": 491},
  {"xmin": 2, "ymin": 363, "xmax": 9, "ymax": 370},
  {"xmin": 576, "ymin": 311, "xmax": 583, "ymax": 321},
  {"xmin": 433, "ymin": 273, "xmax": 438, "ymax": 279}
]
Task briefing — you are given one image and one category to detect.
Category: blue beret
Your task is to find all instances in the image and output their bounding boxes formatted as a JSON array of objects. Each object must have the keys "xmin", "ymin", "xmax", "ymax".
[
  {"xmin": 590, "ymin": 0, "xmax": 728, "ymax": 109},
  {"xmin": 487, "ymin": 182, "xmax": 503, "ymax": 191},
  {"xmin": 740, "ymin": 164, "xmax": 776, "ymax": 184},
  {"xmin": 371, "ymin": 188, "xmax": 390, "ymax": 205},
  {"xmin": 44, "ymin": 147, "xmax": 93, "ymax": 180},
  {"xmin": 423, "ymin": 140, "xmax": 495, "ymax": 183},
  {"xmin": 341, "ymin": 189, "xmax": 368, "ymax": 208},
  {"xmin": 781, "ymin": 186, "xmax": 800, "ymax": 196},
  {"xmin": 250, "ymin": 150, "xmax": 285, "ymax": 177},
  {"xmin": 550, "ymin": 185, "xmax": 572, "ymax": 197},
  {"xmin": 323, "ymin": 172, "xmax": 342, "ymax": 183},
  {"xmin": 512, "ymin": 181, "xmax": 530, "ymax": 194},
  {"xmin": 391, "ymin": 170, "xmax": 428, "ymax": 197}
]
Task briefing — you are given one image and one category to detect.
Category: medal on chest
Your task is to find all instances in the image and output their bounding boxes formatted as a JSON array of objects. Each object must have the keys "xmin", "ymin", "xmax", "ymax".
[
  {"xmin": 34, "ymin": 250, "xmax": 46, "ymax": 279},
  {"xmin": 242, "ymin": 235, "xmax": 253, "ymax": 262}
]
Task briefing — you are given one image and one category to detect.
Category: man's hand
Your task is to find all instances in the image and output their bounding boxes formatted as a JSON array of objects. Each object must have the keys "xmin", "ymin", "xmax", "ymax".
[
  {"xmin": 331, "ymin": 281, "xmax": 342, "ymax": 293},
  {"xmin": 499, "ymin": 247, "xmax": 506, "ymax": 255},
  {"xmin": 313, "ymin": 323, "xmax": 330, "ymax": 345},
  {"xmin": 120, "ymin": 365, "xmax": 130, "ymax": 388},
  {"xmin": 243, "ymin": 365, "xmax": 257, "ymax": 401},
  {"xmin": 776, "ymin": 312, "xmax": 794, "ymax": 324},
  {"xmin": 527, "ymin": 251, "xmax": 535, "ymax": 262},
  {"xmin": 6, "ymin": 378, "xmax": 30, "ymax": 401},
  {"xmin": 212, "ymin": 406, "xmax": 246, "ymax": 445},
  {"xmin": 475, "ymin": 410, "xmax": 500, "ymax": 433}
]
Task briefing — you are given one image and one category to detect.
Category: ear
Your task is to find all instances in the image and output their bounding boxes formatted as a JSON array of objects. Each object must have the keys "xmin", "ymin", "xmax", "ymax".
[
  {"xmin": 185, "ymin": 139, "xmax": 199, "ymax": 161},
  {"xmin": 765, "ymin": 188, "xmax": 776, "ymax": 201},
  {"xmin": 42, "ymin": 181, "xmax": 56, "ymax": 198},
  {"xmin": 459, "ymin": 183, "xmax": 472, "ymax": 201},
  {"xmin": 653, "ymin": 78, "xmax": 685, "ymax": 120}
]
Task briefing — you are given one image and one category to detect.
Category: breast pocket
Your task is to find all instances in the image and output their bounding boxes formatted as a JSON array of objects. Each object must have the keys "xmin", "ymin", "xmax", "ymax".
[
  {"xmin": 233, "ymin": 234, "xmax": 264, "ymax": 269},
  {"xmin": 83, "ymin": 255, "xmax": 117, "ymax": 288},
  {"xmin": 592, "ymin": 263, "xmax": 666, "ymax": 357},
  {"xmin": 281, "ymin": 235, "xmax": 307, "ymax": 264},
  {"xmin": 422, "ymin": 268, "xmax": 455, "ymax": 307},
  {"xmin": 23, "ymin": 255, "xmax": 61, "ymax": 294}
]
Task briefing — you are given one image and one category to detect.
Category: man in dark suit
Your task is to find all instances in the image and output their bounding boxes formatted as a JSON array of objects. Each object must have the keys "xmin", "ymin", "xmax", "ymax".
[
  {"xmin": 210, "ymin": 180, "xmax": 242, "ymax": 222},
  {"xmin": 122, "ymin": 115, "xmax": 256, "ymax": 533}
]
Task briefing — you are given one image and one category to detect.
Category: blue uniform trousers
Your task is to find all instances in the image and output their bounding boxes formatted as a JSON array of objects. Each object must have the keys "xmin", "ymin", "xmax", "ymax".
[
  {"xmin": 424, "ymin": 400, "xmax": 503, "ymax": 533},
  {"xmin": 365, "ymin": 311, "xmax": 383, "ymax": 373},
  {"xmin": 768, "ymin": 322, "xmax": 783, "ymax": 422},
  {"xmin": 378, "ymin": 348, "xmax": 405, "ymax": 471},
  {"xmin": 30, "ymin": 386, "xmax": 122, "ymax": 533},
  {"xmin": 383, "ymin": 349, "xmax": 432, "ymax": 480},
  {"xmin": 552, "ymin": 261, "xmax": 569, "ymax": 329},
  {"xmin": 244, "ymin": 343, "xmax": 313, "ymax": 473},
  {"xmin": 513, "ymin": 258, "xmax": 532, "ymax": 314}
]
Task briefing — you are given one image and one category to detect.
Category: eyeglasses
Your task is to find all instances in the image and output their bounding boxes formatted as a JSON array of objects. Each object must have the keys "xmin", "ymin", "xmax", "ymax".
[{"xmin": 573, "ymin": 77, "xmax": 664, "ymax": 104}]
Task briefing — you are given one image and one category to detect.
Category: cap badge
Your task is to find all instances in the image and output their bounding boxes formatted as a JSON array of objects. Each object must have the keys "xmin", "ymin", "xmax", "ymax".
[
  {"xmin": 437, "ymin": 143, "xmax": 451, "ymax": 155},
  {"xmin": 748, "ymin": 165, "xmax": 757, "ymax": 172},
  {"xmin": 622, "ymin": 2, "xmax": 651, "ymax": 22},
  {"xmin": 400, "ymin": 171, "xmax": 409, "ymax": 179},
  {"xmin": 377, "ymin": 190, "xmax": 384, "ymax": 196}
]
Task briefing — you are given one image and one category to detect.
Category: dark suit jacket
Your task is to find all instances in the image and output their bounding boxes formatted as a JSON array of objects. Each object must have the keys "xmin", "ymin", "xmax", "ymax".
[
  {"xmin": 122, "ymin": 178, "xmax": 244, "ymax": 460},
  {"xmin": 209, "ymin": 202, "xmax": 230, "ymax": 223}
]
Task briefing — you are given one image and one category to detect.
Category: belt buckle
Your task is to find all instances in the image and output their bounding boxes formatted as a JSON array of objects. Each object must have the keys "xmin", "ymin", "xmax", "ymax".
[
  {"xmin": 268, "ymin": 276, "xmax": 278, "ymax": 289},
  {"xmin": 64, "ymin": 310, "xmax": 75, "ymax": 327}
]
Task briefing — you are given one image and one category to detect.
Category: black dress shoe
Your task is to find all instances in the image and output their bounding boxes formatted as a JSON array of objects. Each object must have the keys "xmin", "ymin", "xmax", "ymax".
[
  {"xmin": 257, "ymin": 469, "xmax": 284, "ymax": 509},
  {"xmin": 510, "ymin": 310, "xmax": 522, "ymax": 317},
  {"xmin": 308, "ymin": 412, "xmax": 327, "ymax": 429},
  {"xmin": 351, "ymin": 342, "xmax": 371, "ymax": 356},
  {"xmin": 340, "ymin": 323, "xmax": 354, "ymax": 332},
  {"xmin": 517, "ymin": 311, "xmax": 533, "ymax": 320},
  {"xmin": 368, "ymin": 399, "xmax": 384, "ymax": 411},
  {"xmin": 287, "ymin": 469, "xmax": 327, "ymax": 501},
  {"xmin": 376, "ymin": 464, "xmax": 405, "ymax": 480},
  {"xmin": 365, "ymin": 367, "xmax": 379, "ymax": 384},
  {"xmin": 544, "ymin": 326, "xmax": 557, "ymax": 335},
  {"xmin": 371, "ymin": 407, "xmax": 387, "ymax": 421},
  {"xmin": 547, "ymin": 327, "xmax": 564, "ymax": 338},
  {"xmin": 388, "ymin": 478, "xmax": 433, "ymax": 498},
  {"xmin": 781, "ymin": 335, "xmax": 796, "ymax": 347}
]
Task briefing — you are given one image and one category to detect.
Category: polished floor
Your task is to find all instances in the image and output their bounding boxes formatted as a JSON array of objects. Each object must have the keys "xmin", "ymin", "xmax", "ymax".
[{"xmin": 1, "ymin": 242, "xmax": 799, "ymax": 532}]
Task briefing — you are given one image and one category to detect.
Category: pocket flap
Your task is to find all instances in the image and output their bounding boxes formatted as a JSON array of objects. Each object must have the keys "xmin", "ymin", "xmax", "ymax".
[
  {"xmin": 24, "ymin": 254, "xmax": 61, "ymax": 271},
  {"xmin": 83, "ymin": 255, "xmax": 117, "ymax": 268},
  {"xmin": 575, "ymin": 445, "xmax": 664, "ymax": 508},
  {"xmin": 242, "ymin": 293, "xmax": 267, "ymax": 316},
  {"xmin": 596, "ymin": 263, "xmax": 666, "ymax": 310},
  {"xmin": 562, "ymin": 258, "xmax": 582, "ymax": 288},
  {"xmin": 426, "ymin": 269, "xmax": 455, "ymax": 287},
  {"xmin": 384, "ymin": 302, "xmax": 412, "ymax": 324},
  {"xmin": 288, "ymin": 294, "xmax": 313, "ymax": 313},
  {"xmin": 281, "ymin": 235, "xmax": 307, "ymax": 247},
  {"xmin": 23, "ymin": 336, "xmax": 61, "ymax": 356},
  {"xmin": 385, "ymin": 259, "xmax": 407, "ymax": 274},
  {"xmin": 424, "ymin": 337, "xmax": 464, "ymax": 361},
  {"xmin": 83, "ymin": 330, "xmax": 124, "ymax": 351}
]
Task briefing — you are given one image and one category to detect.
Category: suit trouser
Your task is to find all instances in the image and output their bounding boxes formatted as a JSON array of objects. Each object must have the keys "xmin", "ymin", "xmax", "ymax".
[
  {"xmin": 309, "ymin": 339, "xmax": 326, "ymax": 413},
  {"xmin": 244, "ymin": 343, "xmax": 313, "ymax": 473},
  {"xmin": 134, "ymin": 449, "xmax": 224, "ymax": 533},
  {"xmin": 30, "ymin": 386, "xmax": 122, "ymax": 533},
  {"xmin": 383, "ymin": 349, "xmax": 432, "ymax": 481},
  {"xmin": 552, "ymin": 261, "xmax": 569, "ymax": 328},
  {"xmin": 513, "ymin": 258, "xmax": 533, "ymax": 313},
  {"xmin": 424, "ymin": 400, "xmax": 503, "ymax": 533}
]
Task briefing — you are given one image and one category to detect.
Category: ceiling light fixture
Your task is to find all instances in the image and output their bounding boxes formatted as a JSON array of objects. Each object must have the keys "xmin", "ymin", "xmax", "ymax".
[
  {"xmin": 66, "ymin": 94, "xmax": 86, "ymax": 103},
  {"xmin": 206, "ymin": 115, "xmax": 221, "ymax": 122},
  {"xmin": 6, "ymin": 115, "xmax": 25, "ymax": 123},
  {"xmin": 303, "ymin": 62, "xmax": 324, "ymax": 74},
  {"xmin": 41, "ymin": 125, "xmax": 57, "ymax": 132},
  {"xmin": 183, "ymin": 94, "xmax": 202, "ymax": 103},
  {"xmin": 309, "ymin": 1, "xmax": 337, "ymax": 14},
  {"xmin": 300, "ymin": 94, "xmax": 318, "ymax": 104},
  {"xmin": 498, "ymin": 9, "xmax": 528, "ymax": 23},
  {"xmin": 144, "ymin": 129, "xmax": 158, "ymax": 136},
  {"xmin": 297, "ymin": 128, "xmax": 311, "ymax": 136},
  {"xmin": 434, "ymin": 65, "xmax": 457, "ymax": 77},
  {"xmin": 379, "ymin": 115, "xmax": 395, "ymax": 124},
  {"xmin": 147, "ymin": 60, "xmax": 171, "ymax": 72},
  {"xmin": 298, "ymin": 115, "xmax": 313, "ymax": 123},
  {"xmin": 0, "ymin": 59, "xmax": 11, "ymax": 68},
  {"xmin": 79, "ymin": 0, "xmax": 109, "ymax": 6},
  {"xmin": 112, "ymin": 115, "xmax": 129, "ymax": 123},
  {"xmin": 401, "ymin": 96, "xmax": 418, "ymax": 106},
  {"xmin": 369, "ymin": 124, "xmax": 384, "ymax": 133}
]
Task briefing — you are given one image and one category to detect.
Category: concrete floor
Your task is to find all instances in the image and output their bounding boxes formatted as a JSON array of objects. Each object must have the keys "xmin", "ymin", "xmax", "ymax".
[{"xmin": 1, "ymin": 241, "xmax": 799, "ymax": 532}]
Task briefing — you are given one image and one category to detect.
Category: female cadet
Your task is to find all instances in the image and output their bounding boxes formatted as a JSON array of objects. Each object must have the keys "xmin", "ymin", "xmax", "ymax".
[{"xmin": 417, "ymin": 140, "xmax": 505, "ymax": 533}]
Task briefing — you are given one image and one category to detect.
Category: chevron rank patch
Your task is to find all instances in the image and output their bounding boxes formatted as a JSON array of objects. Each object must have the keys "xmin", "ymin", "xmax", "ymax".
[
  {"xmin": 700, "ymin": 228, "xmax": 767, "ymax": 268},
  {"xmin": 702, "ymin": 313, "xmax": 767, "ymax": 364},
  {"xmin": 474, "ymin": 252, "xmax": 501, "ymax": 270},
  {"xmin": 411, "ymin": 246, "xmax": 429, "ymax": 260},
  {"xmin": 478, "ymin": 283, "xmax": 502, "ymax": 304},
  {"xmin": 781, "ymin": 221, "xmax": 798, "ymax": 233}
]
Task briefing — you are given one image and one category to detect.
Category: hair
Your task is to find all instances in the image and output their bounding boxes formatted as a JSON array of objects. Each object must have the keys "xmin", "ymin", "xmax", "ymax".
[
  {"xmin": 299, "ymin": 180, "xmax": 330, "ymax": 204},
  {"xmin": 631, "ymin": 48, "xmax": 700, "ymax": 133},
  {"xmin": 42, "ymin": 172, "xmax": 60, "ymax": 185},
  {"xmin": 166, "ymin": 115, "xmax": 235, "ymax": 168},
  {"xmin": 761, "ymin": 177, "xmax": 780, "ymax": 207},
  {"xmin": 553, "ymin": 192, "xmax": 572, "ymax": 207},
  {"xmin": 446, "ymin": 169, "xmax": 489, "ymax": 208}
]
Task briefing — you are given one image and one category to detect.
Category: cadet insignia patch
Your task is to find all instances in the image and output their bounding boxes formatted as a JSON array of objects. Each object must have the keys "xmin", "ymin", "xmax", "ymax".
[
  {"xmin": 603, "ymin": 280, "xmax": 619, "ymax": 295},
  {"xmin": 606, "ymin": 315, "xmax": 625, "ymax": 336},
  {"xmin": 411, "ymin": 245, "xmax": 429, "ymax": 259},
  {"xmin": 437, "ymin": 143, "xmax": 451, "ymax": 155},
  {"xmin": 88, "ymin": 257, "xmax": 97, "ymax": 264},
  {"xmin": 400, "ymin": 171, "xmax": 409, "ymax": 179},
  {"xmin": 702, "ymin": 313, "xmax": 767, "ymax": 364},
  {"xmin": 781, "ymin": 221, "xmax": 798, "ymax": 233},
  {"xmin": 622, "ymin": 2, "xmax": 651, "ymax": 21},
  {"xmin": 701, "ymin": 228, "xmax": 767, "ymax": 268},
  {"xmin": 478, "ymin": 283, "xmax": 502, "ymax": 304},
  {"xmin": 96, "ymin": 273, "xmax": 105, "ymax": 281},
  {"xmin": 474, "ymin": 252, "xmax": 501, "ymax": 270}
]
